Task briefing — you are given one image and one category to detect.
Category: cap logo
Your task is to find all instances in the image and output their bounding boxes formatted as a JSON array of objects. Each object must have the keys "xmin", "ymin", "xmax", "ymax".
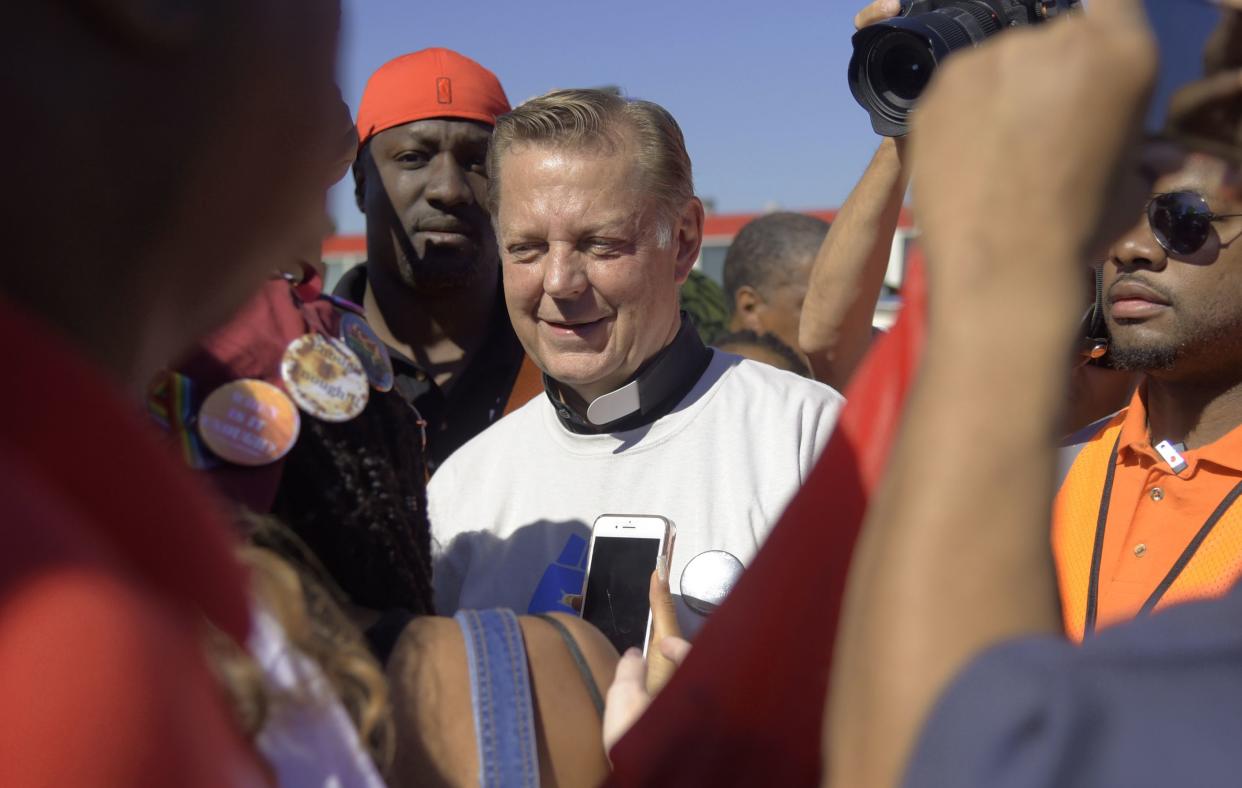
[{"xmin": 437, "ymin": 77, "xmax": 453, "ymax": 105}]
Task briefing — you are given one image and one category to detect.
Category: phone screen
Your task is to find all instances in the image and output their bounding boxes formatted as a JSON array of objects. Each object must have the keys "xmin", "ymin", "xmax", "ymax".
[
  {"xmin": 1143, "ymin": 0, "xmax": 1242, "ymax": 162},
  {"xmin": 582, "ymin": 536, "xmax": 662, "ymax": 654}
]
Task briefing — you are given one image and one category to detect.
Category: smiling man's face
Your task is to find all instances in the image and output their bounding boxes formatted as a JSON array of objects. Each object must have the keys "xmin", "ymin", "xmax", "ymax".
[
  {"xmin": 1104, "ymin": 152, "xmax": 1242, "ymax": 378},
  {"xmin": 495, "ymin": 141, "xmax": 699, "ymax": 403}
]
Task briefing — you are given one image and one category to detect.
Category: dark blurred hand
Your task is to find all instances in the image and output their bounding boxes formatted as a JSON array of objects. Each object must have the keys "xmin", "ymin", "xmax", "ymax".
[{"xmin": 911, "ymin": 0, "xmax": 1157, "ymax": 287}]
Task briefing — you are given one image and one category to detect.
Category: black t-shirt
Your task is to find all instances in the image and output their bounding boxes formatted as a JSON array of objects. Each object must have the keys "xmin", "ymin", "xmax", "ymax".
[{"xmin": 334, "ymin": 264, "xmax": 526, "ymax": 472}]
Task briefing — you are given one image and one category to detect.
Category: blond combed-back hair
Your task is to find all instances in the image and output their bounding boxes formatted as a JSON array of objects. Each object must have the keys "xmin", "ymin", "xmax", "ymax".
[{"xmin": 486, "ymin": 88, "xmax": 695, "ymax": 243}]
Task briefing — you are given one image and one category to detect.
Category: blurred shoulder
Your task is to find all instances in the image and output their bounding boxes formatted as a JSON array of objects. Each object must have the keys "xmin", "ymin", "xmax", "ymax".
[
  {"xmin": 521, "ymin": 612, "xmax": 619, "ymax": 677},
  {"xmin": 0, "ymin": 565, "xmax": 258, "ymax": 786},
  {"xmin": 385, "ymin": 616, "xmax": 476, "ymax": 784},
  {"xmin": 387, "ymin": 614, "xmax": 468, "ymax": 683},
  {"xmin": 390, "ymin": 611, "xmax": 617, "ymax": 671}
]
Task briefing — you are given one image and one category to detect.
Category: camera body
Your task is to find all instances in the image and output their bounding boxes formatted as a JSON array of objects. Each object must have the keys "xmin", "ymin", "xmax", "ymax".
[
  {"xmin": 849, "ymin": 0, "xmax": 1080, "ymax": 137},
  {"xmin": 897, "ymin": 0, "xmax": 1068, "ymax": 26}
]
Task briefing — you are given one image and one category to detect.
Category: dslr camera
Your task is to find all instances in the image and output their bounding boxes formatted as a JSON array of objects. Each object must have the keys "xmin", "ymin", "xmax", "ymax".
[{"xmin": 849, "ymin": 0, "xmax": 1081, "ymax": 136}]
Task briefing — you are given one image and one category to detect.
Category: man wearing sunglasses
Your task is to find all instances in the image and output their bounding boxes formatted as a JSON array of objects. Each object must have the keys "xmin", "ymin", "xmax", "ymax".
[
  {"xmin": 1052, "ymin": 151, "xmax": 1242, "ymax": 642},
  {"xmin": 824, "ymin": 0, "xmax": 1242, "ymax": 783}
]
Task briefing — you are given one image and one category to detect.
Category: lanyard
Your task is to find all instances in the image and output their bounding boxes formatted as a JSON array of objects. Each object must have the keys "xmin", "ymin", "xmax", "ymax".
[{"xmin": 1083, "ymin": 434, "xmax": 1242, "ymax": 637}]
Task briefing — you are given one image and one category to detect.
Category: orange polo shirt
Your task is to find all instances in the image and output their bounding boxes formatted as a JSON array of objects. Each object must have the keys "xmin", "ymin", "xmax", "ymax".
[{"xmin": 1055, "ymin": 387, "xmax": 1242, "ymax": 638}]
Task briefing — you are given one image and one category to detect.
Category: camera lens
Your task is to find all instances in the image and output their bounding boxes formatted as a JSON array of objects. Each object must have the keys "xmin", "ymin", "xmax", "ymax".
[
  {"xmin": 875, "ymin": 32, "xmax": 935, "ymax": 103},
  {"xmin": 848, "ymin": 2, "xmax": 1003, "ymax": 137}
]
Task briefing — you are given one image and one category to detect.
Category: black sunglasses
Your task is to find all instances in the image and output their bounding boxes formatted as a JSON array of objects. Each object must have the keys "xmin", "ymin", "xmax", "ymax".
[{"xmin": 1147, "ymin": 191, "xmax": 1242, "ymax": 256}]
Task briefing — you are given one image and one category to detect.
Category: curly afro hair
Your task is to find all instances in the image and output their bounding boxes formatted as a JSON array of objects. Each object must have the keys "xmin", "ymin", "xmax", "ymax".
[{"xmin": 269, "ymin": 388, "xmax": 434, "ymax": 616}]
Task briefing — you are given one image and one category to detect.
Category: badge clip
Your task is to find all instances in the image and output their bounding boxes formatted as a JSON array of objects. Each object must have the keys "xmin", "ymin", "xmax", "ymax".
[{"xmin": 1154, "ymin": 439, "xmax": 1189, "ymax": 474}]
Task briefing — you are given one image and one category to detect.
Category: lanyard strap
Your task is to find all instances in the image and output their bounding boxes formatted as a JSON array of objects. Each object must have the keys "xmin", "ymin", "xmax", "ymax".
[
  {"xmin": 1083, "ymin": 435, "xmax": 1122, "ymax": 637},
  {"xmin": 1084, "ymin": 434, "xmax": 1242, "ymax": 637}
]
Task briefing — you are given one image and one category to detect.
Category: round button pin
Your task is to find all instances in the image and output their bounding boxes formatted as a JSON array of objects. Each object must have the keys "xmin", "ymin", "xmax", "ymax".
[
  {"xmin": 197, "ymin": 379, "xmax": 300, "ymax": 466},
  {"xmin": 339, "ymin": 313, "xmax": 394, "ymax": 393},
  {"xmin": 280, "ymin": 333, "xmax": 370, "ymax": 422},
  {"xmin": 680, "ymin": 550, "xmax": 745, "ymax": 617}
]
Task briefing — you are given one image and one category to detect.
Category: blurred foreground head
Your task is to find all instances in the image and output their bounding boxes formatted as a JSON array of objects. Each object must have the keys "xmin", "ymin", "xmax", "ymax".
[{"xmin": 2, "ymin": 0, "xmax": 342, "ymax": 387}]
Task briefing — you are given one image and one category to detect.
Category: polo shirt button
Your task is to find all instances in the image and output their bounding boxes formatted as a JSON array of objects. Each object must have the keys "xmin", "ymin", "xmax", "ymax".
[
  {"xmin": 1150, "ymin": 487, "xmax": 1164, "ymax": 502},
  {"xmin": 1134, "ymin": 543, "xmax": 1147, "ymax": 557}
]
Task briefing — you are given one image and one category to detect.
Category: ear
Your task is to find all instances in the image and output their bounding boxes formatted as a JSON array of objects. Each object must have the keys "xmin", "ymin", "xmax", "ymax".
[
  {"xmin": 70, "ymin": 0, "xmax": 204, "ymax": 49},
  {"xmin": 672, "ymin": 196, "xmax": 705, "ymax": 285},
  {"xmin": 733, "ymin": 286, "xmax": 767, "ymax": 332}
]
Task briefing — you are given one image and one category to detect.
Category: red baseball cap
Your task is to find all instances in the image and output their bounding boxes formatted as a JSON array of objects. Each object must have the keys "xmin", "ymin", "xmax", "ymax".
[{"xmin": 356, "ymin": 48, "xmax": 510, "ymax": 146}]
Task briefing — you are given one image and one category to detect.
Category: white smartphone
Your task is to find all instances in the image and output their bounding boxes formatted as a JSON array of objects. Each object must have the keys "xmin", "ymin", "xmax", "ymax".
[{"xmin": 580, "ymin": 514, "xmax": 675, "ymax": 656}]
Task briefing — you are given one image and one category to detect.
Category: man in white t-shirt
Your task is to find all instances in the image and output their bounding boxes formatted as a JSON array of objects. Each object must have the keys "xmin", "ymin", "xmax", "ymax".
[{"xmin": 428, "ymin": 88, "xmax": 844, "ymax": 636}]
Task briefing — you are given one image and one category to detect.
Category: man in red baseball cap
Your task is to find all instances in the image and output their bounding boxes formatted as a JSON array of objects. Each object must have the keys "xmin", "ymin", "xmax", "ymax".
[{"xmin": 338, "ymin": 48, "xmax": 540, "ymax": 472}]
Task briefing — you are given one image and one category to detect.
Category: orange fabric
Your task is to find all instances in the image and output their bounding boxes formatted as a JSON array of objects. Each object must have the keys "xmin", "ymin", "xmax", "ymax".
[
  {"xmin": 1053, "ymin": 387, "xmax": 1242, "ymax": 641},
  {"xmin": 502, "ymin": 354, "xmax": 543, "ymax": 417},
  {"xmin": 356, "ymin": 48, "xmax": 510, "ymax": 145},
  {"xmin": 0, "ymin": 299, "xmax": 265, "ymax": 785},
  {"xmin": 1054, "ymin": 414, "xmax": 1125, "ymax": 641}
]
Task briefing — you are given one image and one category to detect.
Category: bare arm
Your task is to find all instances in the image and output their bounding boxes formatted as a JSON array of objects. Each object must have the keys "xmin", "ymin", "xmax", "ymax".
[
  {"xmin": 799, "ymin": 138, "xmax": 908, "ymax": 390},
  {"xmin": 826, "ymin": 251, "xmax": 1073, "ymax": 788},
  {"xmin": 825, "ymin": 1, "xmax": 1156, "ymax": 784},
  {"xmin": 387, "ymin": 615, "xmax": 617, "ymax": 787}
]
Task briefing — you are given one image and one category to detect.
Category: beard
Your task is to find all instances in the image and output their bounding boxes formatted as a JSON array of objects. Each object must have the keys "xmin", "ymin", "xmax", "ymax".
[
  {"xmin": 377, "ymin": 217, "xmax": 501, "ymax": 294},
  {"xmin": 1106, "ymin": 340, "xmax": 1181, "ymax": 371},
  {"xmin": 392, "ymin": 242, "xmax": 493, "ymax": 293},
  {"xmin": 1106, "ymin": 308, "xmax": 1242, "ymax": 374}
]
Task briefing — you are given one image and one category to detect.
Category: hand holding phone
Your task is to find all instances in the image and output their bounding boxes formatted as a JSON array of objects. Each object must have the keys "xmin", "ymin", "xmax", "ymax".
[{"xmin": 580, "ymin": 514, "xmax": 675, "ymax": 656}]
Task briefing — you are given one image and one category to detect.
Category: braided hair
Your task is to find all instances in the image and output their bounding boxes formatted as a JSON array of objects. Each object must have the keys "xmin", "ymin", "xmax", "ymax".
[
  {"xmin": 713, "ymin": 329, "xmax": 812, "ymax": 378},
  {"xmin": 269, "ymin": 388, "xmax": 435, "ymax": 616}
]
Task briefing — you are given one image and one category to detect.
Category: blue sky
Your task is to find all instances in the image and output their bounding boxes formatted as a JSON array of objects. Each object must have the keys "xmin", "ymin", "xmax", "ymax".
[{"xmin": 329, "ymin": 0, "xmax": 883, "ymax": 235}]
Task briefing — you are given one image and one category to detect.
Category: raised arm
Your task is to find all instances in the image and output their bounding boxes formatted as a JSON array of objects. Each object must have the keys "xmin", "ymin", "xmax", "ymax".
[
  {"xmin": 799, "ymin": 0, "xmax": 910, "ymax": 391},
  {"xmin": 824, "ymin": 1, "xmax": 1156, "ymax": 785},
  {"xmin": 798, "ymin": 138, "xmax": 908, "ymax": 390}
]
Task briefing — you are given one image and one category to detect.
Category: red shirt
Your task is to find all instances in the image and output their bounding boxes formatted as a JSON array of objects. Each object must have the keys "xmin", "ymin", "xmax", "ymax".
[
  {"xmin": 608, "ymin": 258, "xmax": 929, "ymax": 786},
  {"xmin": 0, "ymin": 301, "xmax": 267, "ymax": 786}
]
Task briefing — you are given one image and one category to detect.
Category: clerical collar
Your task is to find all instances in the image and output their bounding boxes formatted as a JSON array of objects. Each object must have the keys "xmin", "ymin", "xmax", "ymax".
[{"xmin": 544, "ymin": 313, "xmax": 713, "ymax": 434}]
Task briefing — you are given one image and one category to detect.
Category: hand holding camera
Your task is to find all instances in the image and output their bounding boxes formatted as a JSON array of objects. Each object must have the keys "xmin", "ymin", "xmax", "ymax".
[
  {"xmin": 850, "ymin": 0, "xmax": 1080, "ymax": 136},
  {"xmin": 911, "ymin": 0, "xmax": 1156, "ymax": 300}
]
